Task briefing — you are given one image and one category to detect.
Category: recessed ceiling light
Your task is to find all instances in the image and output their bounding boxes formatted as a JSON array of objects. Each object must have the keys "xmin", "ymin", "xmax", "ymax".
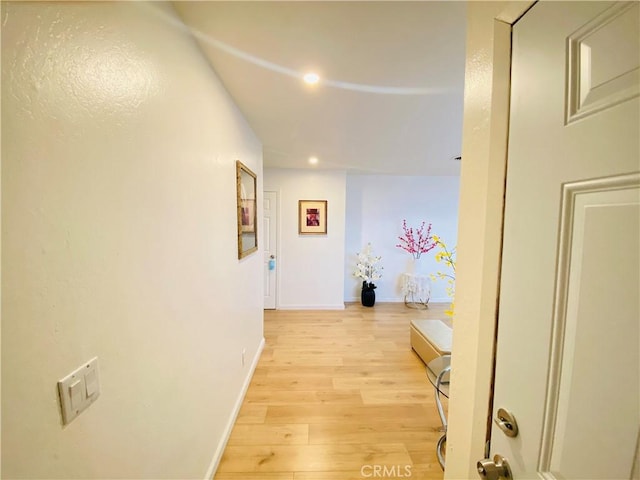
[
  {"xmin": 308, "ymin": 156, "xmax": 319, "ymax": 165},
  {"xmin": 303, "ymin": 72, "xmax": 320, "ymax": 85}
]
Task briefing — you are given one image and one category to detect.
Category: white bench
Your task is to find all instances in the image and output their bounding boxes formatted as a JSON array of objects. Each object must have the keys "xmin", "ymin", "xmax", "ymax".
[{"xmin": 410, "ymin": 319, "xmax": 452, "ymax": 365}]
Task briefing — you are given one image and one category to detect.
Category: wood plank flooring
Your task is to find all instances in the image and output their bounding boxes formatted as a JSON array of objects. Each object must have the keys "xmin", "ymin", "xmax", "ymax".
[{"xmin": 214, "ymin": 302, "xmax": 450, "ymax": 480}]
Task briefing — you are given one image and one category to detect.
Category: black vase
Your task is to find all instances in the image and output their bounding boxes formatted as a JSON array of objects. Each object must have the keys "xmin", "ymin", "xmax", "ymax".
[{"xmin": 361, "ymin": 281, "xmax": 376, "ymax": 307}]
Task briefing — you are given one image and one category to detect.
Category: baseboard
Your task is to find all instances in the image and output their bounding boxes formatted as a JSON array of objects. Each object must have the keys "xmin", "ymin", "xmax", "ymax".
[
  {"xmin": 345, "ymin": 297, "xmax": 453, "ymax": 304},
  {"xmin": 278, "ymin": 304, "xmax": 345, "ymax": 310},
  {"xmin": 426, "ymin": 297, "xmax": 452, "ymax": 304},
  {"xmin": 203, "ymin": 337, "xmax": 265, "ymax": 480},
  {"xmin": 345, "ymin": 296, "xmax": 404, "ymax": 303}
]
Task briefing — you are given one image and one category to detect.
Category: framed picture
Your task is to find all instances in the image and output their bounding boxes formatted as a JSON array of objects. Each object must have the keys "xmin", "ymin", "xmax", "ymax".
[
  {"xmin": 240, "ymin": 199, "xmax": 255, "ymax": 233},
  {"xmin": 298, "ymin": 200, "xmax": 327, "ymax": 235},
  {"xmin": 236, "ymin": 160, "xmax": 258, "ymax": 259}
]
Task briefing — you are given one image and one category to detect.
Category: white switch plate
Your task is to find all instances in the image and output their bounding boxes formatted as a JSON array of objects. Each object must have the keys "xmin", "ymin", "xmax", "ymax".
[{"xmin": 58, "ymin": 357, "xmax": 100, "ymax": 425}]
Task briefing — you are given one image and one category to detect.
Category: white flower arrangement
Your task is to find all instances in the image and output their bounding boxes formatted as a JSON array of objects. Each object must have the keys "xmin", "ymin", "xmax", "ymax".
[{"xmin": 354, "ymin": 243, "xmax": 383, "ymax": 289}]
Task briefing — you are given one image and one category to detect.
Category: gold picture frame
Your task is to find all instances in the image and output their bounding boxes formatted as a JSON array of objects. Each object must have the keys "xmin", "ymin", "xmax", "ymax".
[
  {"xmin": 236, "ymin": 161, "xmax": 258, "ymax": 259},
  {"xmin": 298, "ymin": 200, "xmax": 327, "ymax": 235}
]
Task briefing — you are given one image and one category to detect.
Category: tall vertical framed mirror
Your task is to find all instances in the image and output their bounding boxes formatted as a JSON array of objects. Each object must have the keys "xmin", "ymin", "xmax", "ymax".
[{"xmin": 236, "ymin": 160, "xmax": 258, "ymax": 259}]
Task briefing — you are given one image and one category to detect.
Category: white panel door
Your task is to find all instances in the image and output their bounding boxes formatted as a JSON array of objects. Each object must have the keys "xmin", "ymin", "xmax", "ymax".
[
  {"xmin": 489, "ymin": 1, "xmax": 639, "ymax": 478},
  {"xmin": 264, "ymin": 191, "xmax": 277, "ymax": 309}
]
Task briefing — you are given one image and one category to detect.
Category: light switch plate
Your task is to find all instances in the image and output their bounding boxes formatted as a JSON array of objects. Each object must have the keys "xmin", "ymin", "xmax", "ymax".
[{"xmin": 58, "ymin": 357, "xmax": 100, "ymax": 425}]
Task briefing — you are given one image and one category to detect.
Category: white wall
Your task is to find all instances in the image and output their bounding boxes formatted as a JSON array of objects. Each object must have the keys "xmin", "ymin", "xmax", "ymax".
[
  {"xmin": 344, "ymin": 175, "xmax": 460, "ymax": 303},
  {"xmin": 2, "ymin": 3, "xmax": 263, "ymax": 479},
  {"xmin": 264, "ymin": 169, "xmax": 346, "ymax": 309}
]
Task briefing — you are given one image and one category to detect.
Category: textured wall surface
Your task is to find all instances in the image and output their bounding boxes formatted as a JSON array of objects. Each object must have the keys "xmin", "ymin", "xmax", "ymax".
[{"xmin": 2, "ymin": 2, "xmax": 263, "ymax": 478}]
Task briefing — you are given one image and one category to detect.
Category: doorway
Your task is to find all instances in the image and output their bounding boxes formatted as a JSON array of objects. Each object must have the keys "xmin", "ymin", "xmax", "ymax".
[{"xmin": 264, "ymin": 191, "xmax": 277, "ymax": 309}]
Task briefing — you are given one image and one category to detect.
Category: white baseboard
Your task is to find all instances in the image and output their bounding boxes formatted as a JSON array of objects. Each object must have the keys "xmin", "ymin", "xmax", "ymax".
[
  {"xmin": 278, "ymin": 304, "xmax": 345, "ymax": 310},
  {"xmin": 345, "ymin": 296, "xmax": 404, "ymax": 303},
  {"xmin": 203, "ymin": 337, "xmax": 265, "ymax": 480},
  {"xmin": 425, "ymin": 297, "xmax": 452, "ymax": 304},
  {"xmin": 344, "ymin": 297, "xmax": 452, "ymax": 304}
]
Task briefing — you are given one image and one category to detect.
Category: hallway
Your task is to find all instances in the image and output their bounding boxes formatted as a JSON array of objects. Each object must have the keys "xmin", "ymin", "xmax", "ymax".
[{"xmin": 215, "ymin": 303, "xmax": 449, "ymax": 480}]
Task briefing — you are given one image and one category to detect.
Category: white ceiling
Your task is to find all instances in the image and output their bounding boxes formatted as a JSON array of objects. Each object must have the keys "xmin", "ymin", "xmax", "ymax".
[{"xmin": 173, "ymin": 1, "xmax": 466, "ymax": 175}]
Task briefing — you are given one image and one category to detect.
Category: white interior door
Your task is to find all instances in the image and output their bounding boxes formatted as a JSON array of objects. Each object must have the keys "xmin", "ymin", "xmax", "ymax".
[
  {"xmin": 264, "ymin": 191, "xmax": 277, "ymax": 309},
  {"xmin": 490, "ymin": 2, "xmax": 639, "ymax": 478}
]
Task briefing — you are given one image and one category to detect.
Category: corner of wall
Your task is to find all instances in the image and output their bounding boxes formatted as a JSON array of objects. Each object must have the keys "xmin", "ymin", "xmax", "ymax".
[{"xmin": 445, "ymin": 2, "xmax": 529, "ymax": 478}]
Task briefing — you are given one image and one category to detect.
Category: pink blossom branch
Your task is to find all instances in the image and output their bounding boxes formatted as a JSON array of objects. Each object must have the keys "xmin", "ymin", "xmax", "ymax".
[{"xmin": 396, "ymin": 220, "xmax": 436, "ymax": 259}]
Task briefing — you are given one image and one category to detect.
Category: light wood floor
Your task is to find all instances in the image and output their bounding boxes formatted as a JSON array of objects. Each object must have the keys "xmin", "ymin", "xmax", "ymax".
[{"xmin": 213, "ymin": 302, "xmax": 450, "ymax": 480}]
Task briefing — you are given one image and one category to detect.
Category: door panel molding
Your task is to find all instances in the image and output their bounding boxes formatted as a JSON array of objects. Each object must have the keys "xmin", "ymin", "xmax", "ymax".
[
  {"xmin": 540, "ymin": 173, "xmax": 640, "ymax": 476},
  {"xmin": 566, "ymin": 2, "xmax": 640, "ymax": 124}
]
